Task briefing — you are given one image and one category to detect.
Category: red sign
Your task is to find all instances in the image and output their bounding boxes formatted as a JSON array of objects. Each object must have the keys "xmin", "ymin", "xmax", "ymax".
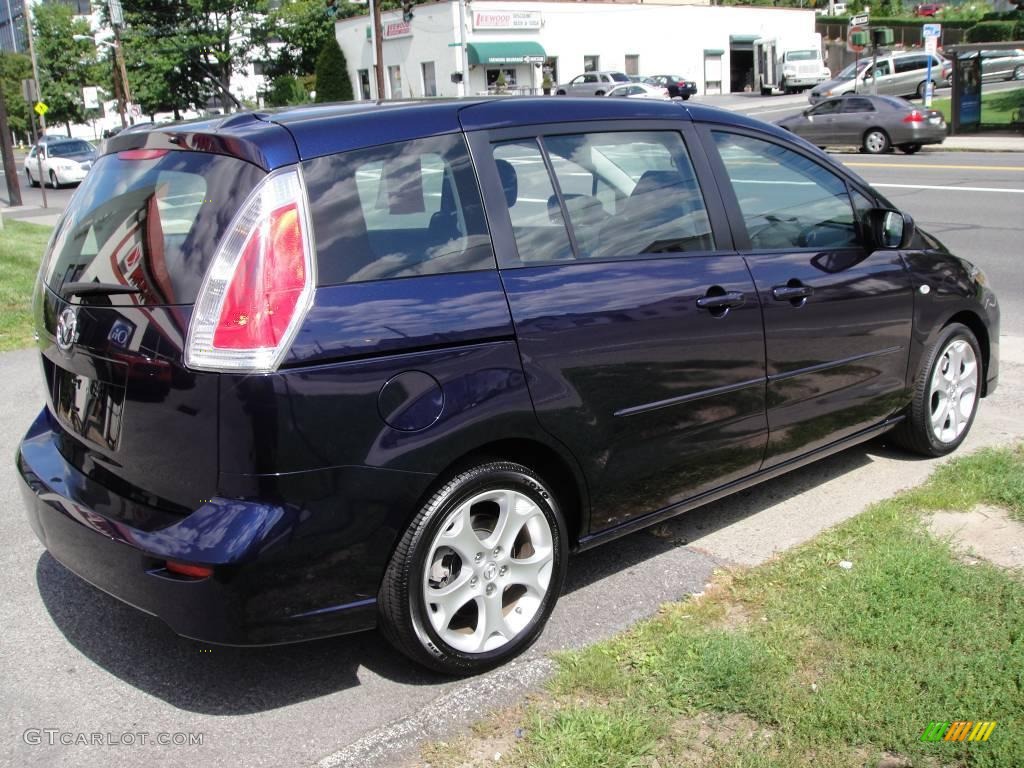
[
  {"xmin": 848, "ymin": 25, "xmax": 867, "ymax": 54},
  {"xmin": 384, "ymin": 20, "xmax": 412, "ymax": 39}
]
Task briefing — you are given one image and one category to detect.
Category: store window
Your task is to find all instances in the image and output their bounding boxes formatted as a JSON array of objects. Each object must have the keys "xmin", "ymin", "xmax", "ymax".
[
  {"xmin": 422, "ymin": 61, "xmax": 437, "ymax": 97},
  {"xmin": 387, "ymin": 64, "xmax": 403, "ymax": 99},
  {"xmin": 584, "ymin": 55, "xmax": 600, "ymax": 72},
  {"xmin": 625, "ymin": 55, "xmax": 639, "ymax": 76},
  {"xmin": 358, "ymin": 69, "xmax": 371, "ymax": 100},
  {"xmin": 487, "ymin": 68, "xmax": 517, "ymax": 90}
]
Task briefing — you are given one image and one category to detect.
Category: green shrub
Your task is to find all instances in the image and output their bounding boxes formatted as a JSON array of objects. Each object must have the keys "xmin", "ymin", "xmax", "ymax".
[
  {"xmin": 314, "ymin": 37, "xmax": 354, "ymax": 103},
  {"xmin": 265, "ymin": 74, "xmax": 307, "ymax": 107},
  {"xmin": 965, "ymin": 20, "xmax": 1017, "ymax": 42}
]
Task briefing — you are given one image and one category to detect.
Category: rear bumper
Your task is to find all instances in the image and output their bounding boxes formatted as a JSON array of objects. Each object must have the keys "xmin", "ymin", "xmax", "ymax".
[{"xmin": 17, "ymin": 408, "xmax": 432, "ymax": 645}]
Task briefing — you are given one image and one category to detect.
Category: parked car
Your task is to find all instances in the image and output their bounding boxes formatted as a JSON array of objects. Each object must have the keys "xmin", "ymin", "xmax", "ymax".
[
  {"xmin": 942, "ymin": 49, "xmax": 1024, "ymax": 84},
  {"xmin": 645, "ymin": 74, "xmax": 698, "ymax": 99},
  {"xmin": 17, "ymin": 97, "xmax": 999, "ymax": 674},
  {"xmin": 606, "ymin": 82, "xmax": 671, "ymax": 99},
  {"xmin": 914, "ymin": 2, "xmax": 942, "ymax": 16},
  {"xmin": 556, "ymin": 70, "xmax": 630, "ymax": 95},
  {"xmin": 778, "ymin": 93, "xmax": 946, "ymax": 154},
  {"xmin": 23, "ymin": 138, "xmax": 97, "ymax": 188},
  {"xmin": 809, "ymin": 51, "xmax": 947, "ymax": 104}
]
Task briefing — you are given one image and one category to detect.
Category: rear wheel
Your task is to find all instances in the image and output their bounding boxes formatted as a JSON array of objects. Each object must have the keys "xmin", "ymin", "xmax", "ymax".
[
  {"xmin": 1014, "ymin": 65, "xmax": 1024, "ymax": 81},
  {"xmin": 556, "ymin": 89, "xmax": 566, "ymax": 95},
  {"xmin": 900, "ymin": 143, "xmax": 923, "ymax": 154},
  {"xmin": 915, "ymin": 80, "xmax": 936, "ymax": 100},
  {"xmin": 594, "ymin": 90, "xmax": 605, "ymax": 96},
  {"xmin": 681, "ymin": 94, "xmax": 690, "ymax": 101},
  {"xmin": 862, "ymin": 128, "xmax": 890, "ymax": 155},
  {"xmin": 48, "ymin": 170, "xmax": 59, "ymax": 188},
  {"xmin": 890, "ymin": 323, "xmax": 982, "ymax": 457},
  {"xmin": 378, "ymin": 461, "xmax": 567, "ymax": 674}
]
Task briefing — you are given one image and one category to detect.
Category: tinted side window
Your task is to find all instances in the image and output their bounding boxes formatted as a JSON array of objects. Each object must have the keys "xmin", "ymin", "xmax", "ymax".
[
  {"xmin": 894, "ymin": 56, "xmax": 925, "ymax": 74},
  {"xmin": 543, "ymin": 131, "xmax": 714, "ymax": 259},
  {"xmin": 712, "ymin": 132, "xmax": 858, "ymax": 251},
  {"xmin": 812, "ymin": 100, "xmax": 842, "ymax": 115},
  {"xmin": 842, "ymin": 97, "xmax": 875, "ymax": 113},
  {"xmin": 304, "ymin": 134, "xmax": 493, "ymax": 285},
  {"xmin": 492, "ymin": 139, "xmax": 575, "ymax": 265}
]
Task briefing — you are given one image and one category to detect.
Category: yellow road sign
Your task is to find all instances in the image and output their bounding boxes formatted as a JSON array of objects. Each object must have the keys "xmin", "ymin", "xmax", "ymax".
[{"xmin": 34, "ymin": 101, "xmax": 47, "ymax": 116}]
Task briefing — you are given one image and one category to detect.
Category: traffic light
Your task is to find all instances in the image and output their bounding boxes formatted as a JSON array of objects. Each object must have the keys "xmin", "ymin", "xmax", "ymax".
[
  {"xmin": 326, "ymin": 0, "xmax": 338, "ymax": 18},
  {"xmin": 850, "ymin": 30, "xmax": 869, "ymax": 48},
  {"xmin": 402, "ymin": 1, "xmax": 414, "ymax": 22}
]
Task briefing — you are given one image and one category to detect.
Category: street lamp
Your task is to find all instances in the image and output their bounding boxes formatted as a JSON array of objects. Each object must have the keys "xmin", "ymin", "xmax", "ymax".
[{"xmin": 73, "ymin": 33, "xmax": 131, "ymax": 128}]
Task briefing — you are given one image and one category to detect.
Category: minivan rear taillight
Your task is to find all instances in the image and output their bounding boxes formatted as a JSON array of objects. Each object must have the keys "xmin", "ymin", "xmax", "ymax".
[{"xmin": 185, "ymin": 167, "xmax": 316, "ymax": 372}]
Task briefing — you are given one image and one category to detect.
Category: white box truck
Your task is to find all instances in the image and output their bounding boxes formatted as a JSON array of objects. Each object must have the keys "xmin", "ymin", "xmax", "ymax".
[{"xmin": 754, "ymin": 34, "xmax": 832, "ymax": 95}]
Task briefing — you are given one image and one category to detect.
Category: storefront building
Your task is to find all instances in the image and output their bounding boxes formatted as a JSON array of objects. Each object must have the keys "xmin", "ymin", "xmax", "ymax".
[{"xmin": 335, "ymin": 0, "xmax": 817, "ymax": 99}]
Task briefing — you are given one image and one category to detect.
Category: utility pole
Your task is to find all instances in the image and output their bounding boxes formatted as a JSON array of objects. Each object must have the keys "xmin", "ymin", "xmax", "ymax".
[
  {"xmin": 108, "ymin": 0, "xmax": 132, "ymax": 125},
  {"xmin": 457, "ymin": 0, "xmax": 468, "ymax": 97},
  {"xmin": 371, "ymin": 0, "xmax": 385, "ymax": 99},
  {"xmin": 23, "ymin": 0, "xmax": 46, "ymax": 208},
  {"xmin": 0, "ymin": 80, "xmax": 23, "ymax": 207}
]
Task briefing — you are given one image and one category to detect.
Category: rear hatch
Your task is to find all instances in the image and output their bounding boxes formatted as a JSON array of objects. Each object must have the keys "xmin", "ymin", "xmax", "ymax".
[{"xmin": 36, "ymin": 148, "xmax": 265, "ymax": 518}]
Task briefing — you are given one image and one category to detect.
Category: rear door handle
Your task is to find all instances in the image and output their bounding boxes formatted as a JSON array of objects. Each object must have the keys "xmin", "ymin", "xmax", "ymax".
[
  {"xmin": 771, "ymin": 285, "xmax": 813, "ymax": 302},
  {"xmin": 696, "ymin": 291, "xmax": 746, "ymax": 311}
]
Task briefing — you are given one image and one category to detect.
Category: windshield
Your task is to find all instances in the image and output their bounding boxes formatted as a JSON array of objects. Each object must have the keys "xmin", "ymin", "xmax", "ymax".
[
  {"xmin": 43, "ymin": 150, "xmax": 264, "ymax": 305},
  {"xmin": 785, "ymin": 50, "xmax": 820, "ymax": 62},
  {"xmin": 48, "ymin": 141, "xmax": 93, "ymax": 157},
  {"xmin": 610, "ymin": 72, "xmax": 629, "ymax": 82},
  {"xmin": 836, "ymin": 60, "xmax": 869, "ymax": 80}
]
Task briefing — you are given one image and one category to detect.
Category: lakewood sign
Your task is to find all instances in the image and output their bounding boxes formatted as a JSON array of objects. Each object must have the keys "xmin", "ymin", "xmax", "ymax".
[{"xmin": 472, "ymin": 10, "xmax": 542, "ymax": 30}]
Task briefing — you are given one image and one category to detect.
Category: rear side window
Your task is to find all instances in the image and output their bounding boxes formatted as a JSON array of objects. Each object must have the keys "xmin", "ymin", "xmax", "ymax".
[
  {"xmin": 43, "ymin": 150, "xmax": 264, "ymax": 305},
  {"xmin": 304, "ymin": 134, "xmax": 493, "ymax": 285},
  {"xmin": 894, "ymin": 56, "xmax": 926, "ymax": 74}
]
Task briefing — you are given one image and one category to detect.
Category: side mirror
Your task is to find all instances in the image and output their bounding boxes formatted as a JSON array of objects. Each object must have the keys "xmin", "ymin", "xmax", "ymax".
[{"xmin": 867, "ymin": 208, "xmax": 915, "ymax": 249}]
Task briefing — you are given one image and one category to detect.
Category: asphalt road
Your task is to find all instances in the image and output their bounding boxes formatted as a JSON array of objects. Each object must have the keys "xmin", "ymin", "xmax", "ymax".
[{"xmin": 1, "ymin": 117, "xmax": 1022, "ymax": 768}]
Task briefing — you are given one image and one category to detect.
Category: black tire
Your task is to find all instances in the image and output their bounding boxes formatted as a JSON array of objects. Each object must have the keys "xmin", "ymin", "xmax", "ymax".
[
  {"xmin": 594, "ymin": 90, "xmax": 605, "ymax": 96},
  {"xmin": 890, "ymin": 323, "xmax": 983, "ymax": 457},
  {"xmin": 900, "ymin": 143, "xmax": 923, "ymax": 154},
  {"xmin": 26, "ymin": 169, "xmax": 38, "ymax": 188},
  {"xmin": 1013, "ymin": 65, "xmax": 1024, "ymax": 81},
  {"xmin": 48, "ymin": 170, "xmax": 59, "ymax": 189},
  {"xmin": 862, "ymin": 128, "xmax": 890, "ymax": 155},
  {"xmin": 681, "ymin": 94, "xmax": 690, "ymax": 101},
  {"xmin": 378, "ymin": 461, "xmax": 568, "ymax": 675},
  {"xmin": 916, "ymin": 80, "xmax": 933, "ymax": 100},
  {"xmin": 556, "ymin": 89, "xmax": 566, "ymax": 95}
]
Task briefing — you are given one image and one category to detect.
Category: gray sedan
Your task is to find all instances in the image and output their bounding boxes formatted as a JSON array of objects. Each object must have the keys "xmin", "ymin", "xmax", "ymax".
[{"xmin": 777, "ymin": 93, "xmax": 946, "ymax": 155}]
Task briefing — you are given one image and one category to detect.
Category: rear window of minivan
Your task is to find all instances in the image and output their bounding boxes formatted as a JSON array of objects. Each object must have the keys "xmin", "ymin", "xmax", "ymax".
[{"xmin": 43, "ymin": 150, "xmax": 264, "ymax": 305}]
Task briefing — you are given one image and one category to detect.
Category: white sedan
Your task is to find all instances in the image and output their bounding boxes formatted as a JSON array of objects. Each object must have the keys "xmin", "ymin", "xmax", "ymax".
[
  {"xmin": 605, "ymin": 83, "xmax": 671, "ymax": 100},
  {"xmin": 24, "ymin": 138, "xmax": 97, "ymax": 188}
]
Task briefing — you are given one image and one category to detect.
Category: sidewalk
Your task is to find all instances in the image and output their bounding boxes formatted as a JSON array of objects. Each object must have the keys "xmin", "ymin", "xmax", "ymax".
[
  {"xmin": 931, "ymin": 133, "xmax": 1024, "ymax": 152},
  {"xmin": 1, "ymin": 205, "xmax": 62, "ymax": 228}
]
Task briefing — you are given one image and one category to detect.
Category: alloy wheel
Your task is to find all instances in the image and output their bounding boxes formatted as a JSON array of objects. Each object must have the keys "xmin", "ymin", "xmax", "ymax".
[
  {"xmin": 928, "ymin": 338, "xmax": 978, "ymax": 444},
  {"xmin": 422, "ymin": 488, "xmax": 553, "ymax": 654}
]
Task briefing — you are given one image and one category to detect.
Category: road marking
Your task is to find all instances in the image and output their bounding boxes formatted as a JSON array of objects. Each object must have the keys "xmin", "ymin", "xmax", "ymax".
[
  {"xmin": 870, "ymin": 182, "xmax": 1024, "ymax": 194},
  {"xmin": 848, "ymin": 162, "xmax": 1024, "ymax": 172}
]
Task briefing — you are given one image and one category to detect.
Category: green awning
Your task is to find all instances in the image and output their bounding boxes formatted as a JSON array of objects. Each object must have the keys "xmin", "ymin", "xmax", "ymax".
[
  {"xmin": 729, "ymin": 34, "xmax": 760, "ymax": 43},
  {"xmin": 467, "ymin": 41, "xmax": 546, "ymax": 66},
  {"xmin": 704, "ymin": 48, "xmax": 725, "ymax": 56}
]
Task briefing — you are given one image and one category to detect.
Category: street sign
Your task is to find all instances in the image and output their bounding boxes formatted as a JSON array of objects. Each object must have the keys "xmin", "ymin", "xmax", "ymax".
[
  {"xmin": 129, "ymin": 104, "xmax": 141, "ymax": 118},
  {"xmin": 923, "ymin": 23, "xmax": 941, "ymax": 55},
  {"xmin": 83, "ymin": 86, "xmax": 99, "ymax": 110},
  {"xmin": 850, "ymin": 12, "xmax": 870, "ymax": 26},
  {"xmin": 21, "ymin": 78, "xmax": 37, "ymax": 103},
  {"xmin": 848, "ymin": 26, "xmax": 867, "ymax": 54},
  {"xmin": 34, "ymin": 101, "xmax": 48, "ymax": 117}
]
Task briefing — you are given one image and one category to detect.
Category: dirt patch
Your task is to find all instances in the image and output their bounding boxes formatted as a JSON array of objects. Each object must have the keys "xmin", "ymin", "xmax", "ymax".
[
  {"xmin": 669, "ymin": 711, "xmax": 773, "ymax": 764},
  {"xmin": 927, "ymin": 504, "xmax": 1024, "ymax": 571}
]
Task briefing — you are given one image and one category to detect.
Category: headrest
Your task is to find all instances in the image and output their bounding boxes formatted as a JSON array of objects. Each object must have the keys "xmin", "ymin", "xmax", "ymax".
[{"xmin": 495, "ymin": 158, "xmax": 518, "ymax": 208}]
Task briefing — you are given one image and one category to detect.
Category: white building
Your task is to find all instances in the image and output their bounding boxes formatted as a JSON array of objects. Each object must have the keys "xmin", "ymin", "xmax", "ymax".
[{"xmin": 335, "ymin": 0, "xmax": 818, "ymax": 100}]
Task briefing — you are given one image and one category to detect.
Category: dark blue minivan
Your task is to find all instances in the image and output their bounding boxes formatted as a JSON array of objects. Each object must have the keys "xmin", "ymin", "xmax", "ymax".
[{"xmin": 17, "ymin": 98, "xmax": 998, "ymax": 673}]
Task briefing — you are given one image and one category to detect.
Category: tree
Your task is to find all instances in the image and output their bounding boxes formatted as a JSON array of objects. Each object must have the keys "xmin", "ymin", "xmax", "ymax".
[
  {"xmin": 33, "ymin": 3, "xmax": 106, "ymax": 134},
  {"xmin": 0, "ymin": 52, "xmax": 33, "ymax": 143},
  {"xmin": 118, "ymin": 0, "xmax": 265, "ymax": 115},
  {"xmin": 314, "ymin": 37, "xmax": 353, "ymax": 103},
  {"xmin": 258, "ymin": 0, "xmax": 337, "ymax": 80},
  {"xmin": 265, "ymin": 74, "xmax": 308, "ymax": 106}
]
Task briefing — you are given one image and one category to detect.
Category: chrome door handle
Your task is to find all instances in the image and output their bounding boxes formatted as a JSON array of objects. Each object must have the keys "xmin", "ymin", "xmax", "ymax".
[
  {"xmin": 771, "ymin": 285, "xmax": 813, "ymax": 303},
  {"xmin": 696, "ymin": 291, "xmax": 745, "ymax": 311}
]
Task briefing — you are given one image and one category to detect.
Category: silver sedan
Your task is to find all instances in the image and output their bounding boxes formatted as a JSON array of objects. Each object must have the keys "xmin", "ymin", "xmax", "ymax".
[{"xmin": 777, "ymin": 93, "xmax": 946, "ymax": 155}]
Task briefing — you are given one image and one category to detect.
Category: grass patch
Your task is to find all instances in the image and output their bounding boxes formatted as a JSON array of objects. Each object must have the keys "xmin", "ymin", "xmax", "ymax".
[
  {"xmin": 0, "ymin": 220, "xmax": 51, "ymax": 352},
  {"xmin": 930, "ymin": 86, "xmax": 1024, "ymax": 126},
  {"xmin": 453, "ymin": 446, "xmax": 1024, "ymax": 767}
]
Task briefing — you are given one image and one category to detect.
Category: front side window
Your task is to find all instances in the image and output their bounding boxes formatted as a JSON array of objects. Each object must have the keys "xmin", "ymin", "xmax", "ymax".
[
  {"xmin": 712, "ymin": 132, "xmax": 858, "ymax": 251},
  {"xmin": 304, "ymin": 134, "xmax": 493, "ymax": 285},
  {"xmin": 811, "ymin": 100, "xmax": 842, "ymax": 115}
]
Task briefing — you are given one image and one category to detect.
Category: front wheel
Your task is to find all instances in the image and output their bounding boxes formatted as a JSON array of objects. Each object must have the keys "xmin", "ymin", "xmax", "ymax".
[
  {"xmin": 594, "ymin": 90, "xmax": 605, "ymax": 96},
  {"xmin": 890, "ymin": 323, "xmax": 982, "ymax": 457},
  {"xmin": 862, "ymin": 128, "xmax": 890, "ymax": 154},
  {"xmin": 681, "ymin": 94, "xmax": 690, "ymax": 100},
  {"xmin": 48, "ymin": 170, "xmax": 59, "ymax": 188},
  {"xmin": 378, "ymin": 461, "xmax": 567, "ymax": 674},
  {"xmin": 1013, "ymin": 65, "xmax": 1024, "ymax": 81},
  {"xmin": 26, "ymin": 169, "xmax": 38, "ymax": 188}
]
